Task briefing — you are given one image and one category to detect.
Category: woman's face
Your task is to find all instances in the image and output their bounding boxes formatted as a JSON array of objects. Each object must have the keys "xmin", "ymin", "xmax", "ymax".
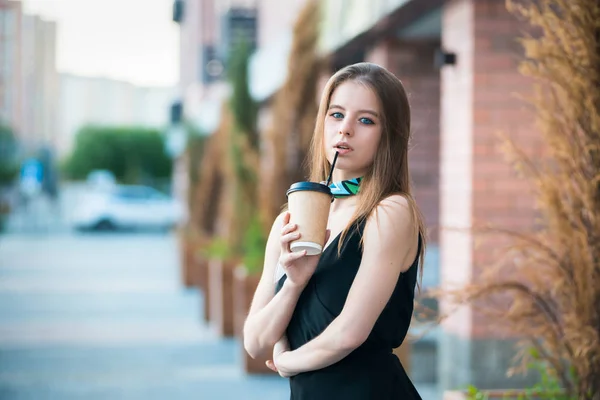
[{"xmin": 323, "ymin": 80, "xmax": 383, "ymax": 180}]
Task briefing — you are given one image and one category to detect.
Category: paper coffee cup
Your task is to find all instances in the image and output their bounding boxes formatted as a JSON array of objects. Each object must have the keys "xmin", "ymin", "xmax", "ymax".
[{"xmin": 286, "ymin": 182, "xmax": 333, "ymax": 256}]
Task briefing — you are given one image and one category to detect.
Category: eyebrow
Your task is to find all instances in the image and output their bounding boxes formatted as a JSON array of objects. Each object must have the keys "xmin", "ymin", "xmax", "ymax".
[{"xmin": 328, "ymin": 104, "xmax": 379, "ymax": 118}]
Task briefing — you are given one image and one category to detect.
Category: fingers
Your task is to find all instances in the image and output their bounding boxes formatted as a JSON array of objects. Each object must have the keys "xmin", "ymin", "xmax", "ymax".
[
  {"xmin": 280, "ymin": 231, "xmax": 300, "ymax": 247},
  {"xmin": 281, "ymin": 221, "xmax": 297, "ymax": 235},
  {"xmin": 265, "ymin": 360, "xmax": 278, "ymax": 372},
  {"xmin": 280, "ymin": 249, "xmax": 307, "ymax": 267},
  {"xmin": 280, "ymin": 213, "xmax": 299, "ymax": 252},
  {"xmin": 282, "ymin": 211, "xmax": 290, "ymax": 225}
]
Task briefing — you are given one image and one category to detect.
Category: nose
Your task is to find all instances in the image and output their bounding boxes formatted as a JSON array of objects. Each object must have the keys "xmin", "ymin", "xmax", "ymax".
[{"xmin": 338, "ymin": 119, "xmax": 353, "ymax": 137}]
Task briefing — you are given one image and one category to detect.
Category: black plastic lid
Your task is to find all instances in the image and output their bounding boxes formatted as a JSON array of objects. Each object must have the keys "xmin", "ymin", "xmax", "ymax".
[{"xmin": 286, "ymin": 181, "xmax": 332, "ymax": 198}]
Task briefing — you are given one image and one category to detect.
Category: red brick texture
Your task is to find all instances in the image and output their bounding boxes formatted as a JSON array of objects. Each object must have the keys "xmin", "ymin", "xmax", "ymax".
[
  {"xmin": 440, "ymin": 0, "xmax": 539, "ymax": 339},
  {"xmin": 366, "ymin": 40, "xmax": 442, "ymax": 244}
]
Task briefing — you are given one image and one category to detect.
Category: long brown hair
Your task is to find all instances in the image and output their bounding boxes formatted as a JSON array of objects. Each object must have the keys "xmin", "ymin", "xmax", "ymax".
[{"xmin": 307, "ymin": 62, "xmax": 427, "ymax": 282}]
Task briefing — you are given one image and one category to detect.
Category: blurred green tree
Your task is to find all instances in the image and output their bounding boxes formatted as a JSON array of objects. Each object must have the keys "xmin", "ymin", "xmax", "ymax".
[
  {"xmin": 0, "ymin": 122, "xmax": 19, "ymax": 233},
  {"xmin": 63, "ymin": 125, "xmax": 172, "ymax": 184},
  {"xmin": 0, "ymin": 123, "xmax": 20, "ymax": 187},
  {"xmin": 228, "ymin": 37, "xmax": 259, "ymax": 150},
  {"xmin": 226, "ymin": 37, "xmax": 267, "ymax": 274}
]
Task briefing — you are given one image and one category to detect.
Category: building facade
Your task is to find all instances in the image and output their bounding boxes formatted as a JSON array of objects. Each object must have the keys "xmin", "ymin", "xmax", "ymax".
[
  {"xmin": 172, "ymin": 0, "xmax": 263, "ymax": 222},
  {"xmin": 0, "ymin": 0, "xmax": 60, "ymax": 156},
  {"xmin": 0, "ymin": 0, "xmax": 23, "ymax": 135},
  {"xmin": 57, "ymin": 74, "xmax": 175, "ymax": 158},
  {"xmin": 20, "ymin": 14, "xmax": 58, "ymax": 152},
  {"xmin": 177, "ymin": 0, "xmax": 541, "ymax": 392},
  {"xmin": 175, "ymin": 0, "xmax": 260, "ymax": 132},
  {"xmin": 315, "ymin": 0, "xmax": 539, "ymax": 391}
]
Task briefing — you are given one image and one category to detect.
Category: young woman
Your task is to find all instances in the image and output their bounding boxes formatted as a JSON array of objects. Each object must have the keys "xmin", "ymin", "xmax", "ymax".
[{"xmin": 243, "ymin": 62, "xmax": 426, "ymax": 399}]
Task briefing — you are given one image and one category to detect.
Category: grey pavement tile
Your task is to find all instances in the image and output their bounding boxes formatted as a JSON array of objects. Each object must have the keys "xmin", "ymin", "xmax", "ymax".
[
  {"xmin": 0, "ymin": 379, "xmax": 290, "ymax": 400},
  {"xmin": 0, "ymin": 292, "xmax": 200, "ymax": 321},
  {"xmin": 0, "ymin": 342, "xmax": 239, "ymax": 374},
  {"xmin": 0, "ymin": 227, "xmax": 441, "ymax": 400}
]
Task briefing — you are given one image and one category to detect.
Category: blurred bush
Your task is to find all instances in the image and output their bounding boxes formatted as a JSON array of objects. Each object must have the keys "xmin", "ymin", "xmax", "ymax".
[
  {"xmin": 188, "ymin": 36, "xmax": 265, "ymax": 272},
  {"xmin": 242, "ymin": 215, "xmax": 267, "ymax": 275},
  {"xmin": 201, "ymin": 236, "xmax": 232, "ymax": 261},
  {"xmin": 227, "ymin": 37, "xmax": 265, "ymax": 272},
  {"xmin": 228, "ymin": 38, "xmax": 258, "ymax": 149},
  {"xmin": 63, "ymin": 125, "xmax": 172, "ymax": 184},
  {"xmin": 0, "ymin": 123, "xmax": 20, "ymax": 187},
  {"xmin": 185, "ymin": 128, "xmax": 208, "ymax": 219},
  {"xmin": 0, "ymin": 122, "xmax": 19, "ymax": 233}
]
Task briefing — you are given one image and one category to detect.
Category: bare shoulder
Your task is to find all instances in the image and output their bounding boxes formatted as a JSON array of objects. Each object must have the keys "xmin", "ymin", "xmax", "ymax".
[
  {"xmin": 377, "ymin": 194, "xmax": 411, "ymax": 211},
  {"xmin": 363, "ymin": 194, "xmax": 418, "ymax": 271},
  {"xmin": 366, "ymin": 194, "xmax": 414, "ymax": 234}
]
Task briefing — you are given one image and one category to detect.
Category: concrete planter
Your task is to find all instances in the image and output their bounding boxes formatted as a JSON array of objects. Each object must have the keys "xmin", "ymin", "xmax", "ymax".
[
  {"xmin": 179, "ymin": 234, "xmax": 195, "ymax": 288},
  {"xmin": 208, "ymin": 258, "xmax": 236, "ymax": 337},
  {"xmin": 233, "ymin": 265, "xmax": 277, "ymax": 375},
  {"xmin": 194, "ymin": 254, "xmax": 208, "ymax": 290},
  {"xmin": 196, "ymin": 255, "xmax": 211, "ymax": 323},
  {"xmin": 179, "ymin": 234, "xmax": 206, "ymax": 288},
  {"xmin": 179, "ymin": 235, "xmax": 195, "ymax": 288}
]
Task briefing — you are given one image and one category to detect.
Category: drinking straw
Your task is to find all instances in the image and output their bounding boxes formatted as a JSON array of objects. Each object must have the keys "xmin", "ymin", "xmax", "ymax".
[{"xmin": 325, "ymin": 151, "xmax": 339, "ymax": 186}]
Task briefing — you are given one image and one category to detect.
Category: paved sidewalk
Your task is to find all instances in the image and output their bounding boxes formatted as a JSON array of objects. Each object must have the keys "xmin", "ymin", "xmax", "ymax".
[
  {"xmin": 0, "ymin": 232, "xmax": 439, "ymax": 399},
  {"xmin": 0, "ymin": 233, "xmax": 289, "ymax": 400}
]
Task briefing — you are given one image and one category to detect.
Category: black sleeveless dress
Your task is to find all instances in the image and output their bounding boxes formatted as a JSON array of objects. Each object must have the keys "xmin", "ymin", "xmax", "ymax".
[{"xmin": 275, "ymin": 218, "xmax": 422, "ymax": 400}]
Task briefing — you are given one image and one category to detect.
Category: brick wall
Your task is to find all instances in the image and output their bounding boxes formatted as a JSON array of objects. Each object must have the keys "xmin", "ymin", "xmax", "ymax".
[
  {"xmin": 439, "ymin": 0, "xmax": 476, "ymax": 338},
  {"xmin": 470, "ymin": 0, "xmax": 539, "ymax": 338},
  {"xmin": 438, "ymin": 0, "xmax": 543, "ymax": 389},
  {"xmin": 366, "ymin": 40, "xmax": 442, "ymax": 244},
  {"xmin": 440, "ymin": 0, "xmax": 538, "ymax": 339}
]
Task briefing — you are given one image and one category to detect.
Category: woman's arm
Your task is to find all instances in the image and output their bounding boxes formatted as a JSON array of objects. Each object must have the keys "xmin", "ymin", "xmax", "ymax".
[
  {"xmin": 243, "ymin": 212, "xmax": 329, "ymax": 359},
  {"xmin": 243, "ymin": 213, "xmax": 302, "ymax": 359},
  {"xmin": 273, "ymin": 195, "xmax": 419, "ymax": 375}
]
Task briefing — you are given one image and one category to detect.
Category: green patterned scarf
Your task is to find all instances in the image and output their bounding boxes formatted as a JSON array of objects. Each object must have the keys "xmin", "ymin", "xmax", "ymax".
[{"xmin": 328, "ymin": 177, "xmax": 362, "ymax": 199}]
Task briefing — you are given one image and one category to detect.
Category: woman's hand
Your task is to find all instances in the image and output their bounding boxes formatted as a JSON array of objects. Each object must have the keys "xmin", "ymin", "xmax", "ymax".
[
  {"xmin": 266, "ymin": 336, "xmax": 296, "ymax": 378},
  {"xmin": 279, "ymin": 212, "xmax": 330, "ymax": 289}
]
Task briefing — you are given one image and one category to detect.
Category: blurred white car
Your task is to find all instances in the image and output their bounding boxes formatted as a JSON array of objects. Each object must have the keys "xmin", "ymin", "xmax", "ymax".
[
  {"xmin": 72, "ymin": 185, "xmax": 183, "ymax": 231},
  {"xmin": 86, "ymin": 170, "xmax": 116, "ymax": 190}
]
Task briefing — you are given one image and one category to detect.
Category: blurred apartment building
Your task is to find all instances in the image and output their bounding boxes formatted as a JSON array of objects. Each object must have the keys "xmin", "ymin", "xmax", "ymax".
[
  {"xmin": 0, "ymin": 0, "xmax": 58, "ymax": 154},
  {"xmin": 1, "ymin": 0, "xmax": 175, "ymax": 161},
  {"xmin": 57, "ymin": 74, "xmax": 175, "ymax": 158},
  {"xmin": 174, "ymin": 0, "xmax": 260, "ymax": 132},
  {"xmin": 0, "ymin": 0, "xmax": 22, "ymax": 134},
  {"xmin": 170, "ymin": 0, "xmax": 306, "ymax": 216},
  {"xmin": 175, "ymin": 0, "xmax": 541, "ymax": 393}
]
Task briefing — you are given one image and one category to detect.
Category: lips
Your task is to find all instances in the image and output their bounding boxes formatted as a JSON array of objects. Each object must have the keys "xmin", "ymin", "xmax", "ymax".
[{"xmin": 333, "ymin": 141, "xmax": 353, "ymax": 152}]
